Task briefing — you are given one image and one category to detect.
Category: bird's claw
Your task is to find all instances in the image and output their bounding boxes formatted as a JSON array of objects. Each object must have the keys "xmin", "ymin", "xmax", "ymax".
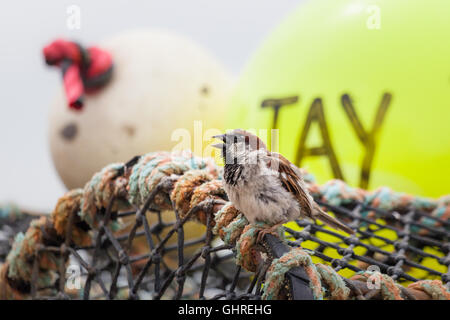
[{"xmin": 256, "ymin": 223, "xmax": 284, "ymax": 244}]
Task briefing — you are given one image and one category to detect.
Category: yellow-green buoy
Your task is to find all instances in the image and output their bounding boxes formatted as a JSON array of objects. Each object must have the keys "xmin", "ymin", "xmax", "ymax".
[{"xmin": 229, "ymin": 0, "xmax": 450, "ymax": 197}]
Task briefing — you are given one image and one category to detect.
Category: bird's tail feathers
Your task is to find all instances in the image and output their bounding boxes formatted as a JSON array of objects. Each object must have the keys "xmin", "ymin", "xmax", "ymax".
[{"xmin": 312, "ymin": 203, "xmax": 354, "ymax": 234}]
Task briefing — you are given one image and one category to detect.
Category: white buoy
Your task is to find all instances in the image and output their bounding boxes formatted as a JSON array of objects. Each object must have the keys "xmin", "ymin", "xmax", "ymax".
[{"xmin": 48, "ymin": 29, "xmax": 233, "ymax": 189}]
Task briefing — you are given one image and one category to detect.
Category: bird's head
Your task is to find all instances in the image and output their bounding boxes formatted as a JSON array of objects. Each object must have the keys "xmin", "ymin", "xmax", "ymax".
[{"xmin": 212, "ymin": 129, "xmax": 267, "ymax": 165}]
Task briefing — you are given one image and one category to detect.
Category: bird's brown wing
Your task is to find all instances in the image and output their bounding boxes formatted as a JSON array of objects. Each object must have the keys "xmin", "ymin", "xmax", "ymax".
[
  {"xmin": 267, "ymin": 152, "xmax": 354, "ymax": 234},
  {"xmin": 267, "ymin": 152, "xmax": 313, "ymax": 216}
]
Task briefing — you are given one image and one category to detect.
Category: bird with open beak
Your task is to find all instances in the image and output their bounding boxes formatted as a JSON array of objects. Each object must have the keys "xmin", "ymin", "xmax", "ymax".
[{"xmin": 212, "ymin": 129, "xmax": 354, "ymax": 240}]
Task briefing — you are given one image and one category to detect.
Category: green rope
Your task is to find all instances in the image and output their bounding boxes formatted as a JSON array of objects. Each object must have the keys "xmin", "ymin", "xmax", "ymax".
[
  {"xmin": 262, "ymin": 247, "xmax": 323, "ymax": 300},
  {"xmin": 0, "ymin": 203, "xmax": 23, "ymax": 220}
]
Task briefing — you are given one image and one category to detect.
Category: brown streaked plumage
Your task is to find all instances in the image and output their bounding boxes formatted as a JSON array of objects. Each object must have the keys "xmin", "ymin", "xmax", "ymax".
[
  {"xmin": 213, "ymin": 129, "xmax": 354, "ymax": 235},
  {"xmin": 268, "ymin": 152, "xmax": 313, "ymax": 216}
]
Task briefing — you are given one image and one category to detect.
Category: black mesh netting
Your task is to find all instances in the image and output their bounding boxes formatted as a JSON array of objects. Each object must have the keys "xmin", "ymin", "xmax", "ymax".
[{"xmin": 0, "ymin": 153, "xmax": 448, "ymax": 300}]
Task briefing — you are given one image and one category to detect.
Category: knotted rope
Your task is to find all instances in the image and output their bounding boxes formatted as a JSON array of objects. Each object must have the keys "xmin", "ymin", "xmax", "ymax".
[
  {"xmin": 0, "ymin": 151, "xmax": 448, "ymax": 300},
  {"xmin": 408, "ymin": 280, "xmax": 450, "ymax": 300},
  {"xmin": 262, "ymin": 247, "xmax": 450, "ymax": 300},
  {"xmin": 305, "ymin": 177, "xmax": 448, "ymax": 233},
  {"xmin": 0, "ymin": 151, "xmax": 222, "ymax": 299},
  {"xmin": 262, "ymin": 247, "xmax": 324, "ymax": 300}
]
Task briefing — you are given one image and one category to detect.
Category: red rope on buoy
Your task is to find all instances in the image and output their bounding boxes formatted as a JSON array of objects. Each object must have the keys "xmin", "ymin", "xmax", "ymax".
[{"xmin": 43, "ymin": 39, "xmax": 113, "ymax": 110}]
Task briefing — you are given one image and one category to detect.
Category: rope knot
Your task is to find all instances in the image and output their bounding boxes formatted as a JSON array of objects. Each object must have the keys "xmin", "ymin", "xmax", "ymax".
[
  {"xmin": 80, "ymin": 163, "xmax": 129, "ymax": 230},
  {"xmin": 262, "ymin": 247, "xmax": 323, "ymax": 300},
  {"xmin": 407, "ymin": 280, "xmax": 450, "ymax": 300}
]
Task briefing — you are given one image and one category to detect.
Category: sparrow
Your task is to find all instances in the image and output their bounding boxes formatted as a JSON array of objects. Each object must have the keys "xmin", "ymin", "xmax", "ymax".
[{"xmin": 212, "ymin": 129, "xmax": 354, "ymax": 238}]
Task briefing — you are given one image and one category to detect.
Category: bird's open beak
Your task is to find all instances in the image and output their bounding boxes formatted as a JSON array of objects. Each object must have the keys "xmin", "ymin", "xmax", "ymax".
[
  {"xmin": 212, "ymin": 134, "xmax": 226, "ymax": 149},
  {"xmin": 211, "ymin": 143, "xmax": 223, "ymax": 149},
  {"xmin": 212, "ymin": 134, "xmax": 226, "ymax": 141}
]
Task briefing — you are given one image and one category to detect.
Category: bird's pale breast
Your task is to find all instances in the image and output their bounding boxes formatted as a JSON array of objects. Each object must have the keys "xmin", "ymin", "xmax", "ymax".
[{"xmin": 223, "ymin": 163, "xmax": 300, "ymax": 224}]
